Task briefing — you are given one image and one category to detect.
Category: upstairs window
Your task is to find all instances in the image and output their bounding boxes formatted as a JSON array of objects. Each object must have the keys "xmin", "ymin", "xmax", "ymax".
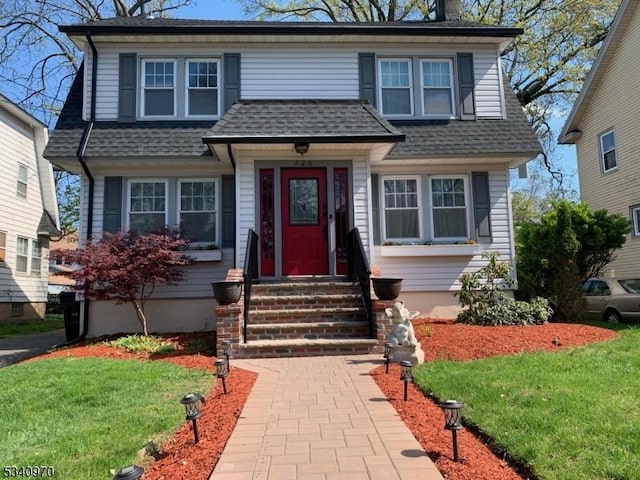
[
  {"xmin": 186, "ymin": 60, "xmax": 219, "ymax": 117},
  {"xmin": 17, "ymin": 164, "xmax": 28, "ymax": 198},
  {"xmin": 379, "ymin": 59, "xmax": 413, "ymax": 116},
  {"xmin": 431, "ymin": 177, "xmax": 468, "ymax": 240},
  {"xmin": 382, "ymin": 177, "xmax": 421, "ymax": 240},
  {"xmin": 599, "ymin": 128, "xmax": 617, "ymax": 172},
  {"xmin": 421, "ymin": 59, "xmax": 454, "ymax": 116},
  {"xmin": 31, "ymin": 240, "xmax": 42, "ymax": 275},
  {"xmin": 179, "ymin": 179, "xmax": 218, "ymax": 244},
  {"xmin": 142, "ymin": 60, "xmax": 176, "ymax": 117},
  {"xmin": 16, "ymin": 237, "xmax": 28, "ymax": 273},
  {"xmin": 128, "ymin": 180, "xmax": 168, "ymax": 234}
]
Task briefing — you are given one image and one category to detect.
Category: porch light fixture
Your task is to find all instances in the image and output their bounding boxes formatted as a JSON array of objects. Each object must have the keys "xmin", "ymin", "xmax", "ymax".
[
  {"xmin": 180, "ymin": 393, "xmax": 205, "ymax": 444},
  {"xmin": 294, "ymin": 142, "xmax": 309, "ymax": 155},
  {"xmin": 383, "ymin": 342, "xmax": 393, "ymax": 374},
  {"xmin": 399, "ymin": 360, "xmax": 413, "ymax": 402},
  {"xmin": 440, "ymin": 400, "xmax": 464, "ymax": 462},
  {"xmin": 112, "ymin": 465, "xmax": 144, "ymax": 480},
  {"xmin": 222, "ymin": 339, "xmax": 232, "ymax": 369},
  {"xmin": 215, "ymin": 358, "xmax": 229, "ymax": 394}
]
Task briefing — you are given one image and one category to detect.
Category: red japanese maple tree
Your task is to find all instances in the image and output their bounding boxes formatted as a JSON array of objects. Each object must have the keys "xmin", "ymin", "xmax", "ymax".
[{"xmin": 55, "ymin": 230, "xmax": 194, "ymax": 336}]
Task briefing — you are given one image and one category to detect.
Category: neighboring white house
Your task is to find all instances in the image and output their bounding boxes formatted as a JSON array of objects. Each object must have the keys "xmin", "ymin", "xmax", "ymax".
[
  {"xmin": 560, "ymin": 0, "xmax": 640, "ymax": 278},
  {"xmin": 0, "ymin": 94, "xmax": 61, "ymax": 322},
  {"xmin": 44, "ymin": 0, "xmax": 540, "ymax": 337}
]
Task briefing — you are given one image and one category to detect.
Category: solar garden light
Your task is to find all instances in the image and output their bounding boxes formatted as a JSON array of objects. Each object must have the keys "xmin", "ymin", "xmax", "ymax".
[
  {"xmin": 440, "ymin": 400, "xmax": 464, "ymax": 462},
  {"xmin": 112, "ymin": 465, "xmax": 144, "ymax": 480},
  {"xmin": 180, "ymin": 393, "xmax": 206, "ymax": 444},
  {"xmin": 222, "ymin": 339, "xmax": 232, "ymax": 368},
  {"xmin": 215, "ymin": 358, "xmax": 229, "ymax": 394},
  {"xmin": 383, "ymin": 342, "xmax": 393, "ymax": 374},
  {"xmin": 399, "ymin": 360, "xmax": 413, "ymax": 402}
]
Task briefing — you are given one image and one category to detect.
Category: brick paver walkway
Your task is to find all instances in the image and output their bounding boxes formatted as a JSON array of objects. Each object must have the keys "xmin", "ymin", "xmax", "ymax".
[{"xmin": 210, "ymin": 355, "xmax": 443, "ymax": 480}]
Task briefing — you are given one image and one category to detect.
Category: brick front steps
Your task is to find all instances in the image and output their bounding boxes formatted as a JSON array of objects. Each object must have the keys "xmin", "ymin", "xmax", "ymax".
[{"xmin": 240, "ymin": 338, "xmax": 379, "ymax": 358}]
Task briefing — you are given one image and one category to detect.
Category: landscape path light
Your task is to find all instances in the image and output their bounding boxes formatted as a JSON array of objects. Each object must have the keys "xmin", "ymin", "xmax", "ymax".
[
  {"xmin": 112, "ymin": 465, "xmax": 144, "ymax": 480},
  {"xmin": 222, "ymin": 339, "xmax": 232, "ymax": 368},
  {"xmin": 215, "ymin": 358, "xmax": 229, "ymax": 394},
  {"xmin": 399, "ymin": 360, "xmax": 413, "ymax": 402},
  {"xmin": 440, "ymin": 399, "xmax": 464, "ymax": 462},
  {"xmin": 180, "ymin": 393, "xmax": 205, "ymax": 444},
  {"xmin": 383, "ymin": 342, "xmax": 393, "ymax": 374}
]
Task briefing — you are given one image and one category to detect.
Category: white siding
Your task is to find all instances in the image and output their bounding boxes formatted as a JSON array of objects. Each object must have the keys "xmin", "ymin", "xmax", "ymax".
[
  {"xmin": 236, "ymin": 158, "xmax": 256, "ymax": 268},
  {"xmin": 352, "ymin": 156, "xmax": 372, "ymax": 256},
  {"xmin": 0, "ymin": 109, "xmax": 49, "ymax": 304},
  {"xmin": 373, "ymin": 168, "xmax": 512, "ymax": 291},
  {"xmin": 473, "ymin": 47, "xmax": 504, "ymax": 118}
]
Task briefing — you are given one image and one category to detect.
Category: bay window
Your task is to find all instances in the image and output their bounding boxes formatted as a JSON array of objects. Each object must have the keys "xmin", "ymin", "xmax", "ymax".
[
  {"xmin": 382, "ymin": 177, "xmax": 421, "ymax": 240},
  {"xmin": 431, "ymin": 176, "xmax": 468, "ymax": 240},
  {"xmin": 179, "ymin": 179, "xmax": 218, "ymax": 244},
  {"xmin": 186, "ymin": 59, "xmax": 219, "ymax": 117},
  {"xmin": 128, "ymin": 180, "xmax": 168, "ymax": 234},
  {"xmin": 379, "ymin": 59, "xmax": 413, "ymax": 116},
  {"xmin": 142, "ymin": 59, "xmax": 176, "ymax": 117}
]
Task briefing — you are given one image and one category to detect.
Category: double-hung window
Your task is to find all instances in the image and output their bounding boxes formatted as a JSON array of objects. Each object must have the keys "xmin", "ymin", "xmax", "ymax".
[
  {"xmin": 31, "ymin": 240, "xmax": 42, "ymax": 275},
  {"xmin": 421, "ymin": 59, "xmax": 454, "ymax": 116},
  {"xmin": 379, "ymin": 59, "xmax": 413, "ymax": 116},
  {"xmin": 17, "ymin": 164, "xmax": 28, "ymax": 198},
  {"xmin": 128, "ymin": 180, "xmax": 168, "ymax": 234},
  {"xmin": 599, "ymin": 128, "xmax": 617, "ymax": 172},
  {"xmin": 179, "ymin": 179, "xmax": 218, "ymax": 244},
  {"xmin": 16, "ymin": 237, "xmax": 28, "ymax": 273},
  {"xmin": 431, "ymin": 176, "xmax": 468, "ymax": 240},
  {"xmin": 382, "ymin": 177, "xmax": 421, "ymax": 240},
  {"xmin": 142, "ymin": 59, "xmax": 176, "ymax": 117},
  {"xmin": 631, "ymin": 205, "xmax": 640, "ymax": 237},
  {"xmin": 186, "ymin": 59, "xmax": 219, "ymax": 117},
  {"xmin": 0, "ymin": 232, "xmax": 5, "ymax": 262}
]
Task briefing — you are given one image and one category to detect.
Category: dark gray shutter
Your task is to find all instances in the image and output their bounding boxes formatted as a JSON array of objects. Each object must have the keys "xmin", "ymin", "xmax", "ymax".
[
  {"xmin": 358, "ymin": 53, "xmax": 377, "ymax": 107},
  {"xmin": 472, "ymin": 172, "xmax": 491, "ymax": 241},
  {"xmin": 223, "ymin": 53, "xmax": 241, "ymax": 113},
  {"xmin": 221, "ymin": 175, "xmax": 235, "ymax": 248},
  {"xmin": 457, "ymin": 53, "xmax": 475, "ymax": 120},
  {"xmin": 118, "ymin": 53, "xmax": 137, "ymax": 122},
  {"xmin": 103, "ymin": 177, "xmax": 123, "ymax": 234},
  {"xmin": 371, "ymin": 174, "xmax": 380, "ymax": 245}
]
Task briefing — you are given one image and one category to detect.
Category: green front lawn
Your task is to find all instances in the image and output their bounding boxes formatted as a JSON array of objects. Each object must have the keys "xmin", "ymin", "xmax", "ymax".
[
  {"xmin": 0, "ymin": 357, "xmax": 213, "ymax": 479},
  {"xmin": 0, "ymin": 314, "xmax": 64, "ymax": 338},
  {"xmin": 413, "ymin": 323, "xmax": 640, "ymax": 480}
]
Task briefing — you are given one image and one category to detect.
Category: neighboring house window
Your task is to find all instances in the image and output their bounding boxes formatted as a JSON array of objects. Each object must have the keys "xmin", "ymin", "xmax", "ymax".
[
  {"xmin": 421, "ymin": 59, "xmax": 454, "ymax": 116},
  {"xmin": 16, "ymin": 237, "xmax": 29, "ymax": 273},
  {"xmin": 31, "ymin": 240, "xmax": 42, "ymax": 275},
  {"xmin": 17, "ymin": 164, "xmax": 28, "ymax": 198},
  {"xmin": 382, "ymin": 177, "xmax": 421, "ymax": 240},
  {"xmin": 379, "ymin": 59, "xmax": 413, "ymax": 116},
  {"xmin": 631, "ymin": 205, "xmax": 640, "ymax": 237},
  {"xmin": 186, "ymin": 59, "xmax": 219, "ymax": 117},
  {"xmin": 599, "ymin": 128, "xmax": 617, "ymax": 172},
  {"xmin": 0, "ymin": 231, "xmax": 5, "ymax": 262},
  {"xmin": 11, "ymin": 303, "xmax": 23, "ymax": 317},
  {"xmin": 431, "ymin": 176, "xmax": 469, "ymax": 240},
  {"xmin": 179, "ymin": 179, "xmax": 218, "ymax": 244},
  {"xmin": 128, "ymin": 180, "xmax": 168, "ymax": 234},
  {"xmin": 142, "ymin": 59, "xmax": 176, "ymax": 117}
]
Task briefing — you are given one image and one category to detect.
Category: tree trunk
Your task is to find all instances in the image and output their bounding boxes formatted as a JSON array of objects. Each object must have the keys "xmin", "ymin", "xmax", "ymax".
[{"xmin": 132, "ymin": 301, "xmax": 149, "ymax": 336}]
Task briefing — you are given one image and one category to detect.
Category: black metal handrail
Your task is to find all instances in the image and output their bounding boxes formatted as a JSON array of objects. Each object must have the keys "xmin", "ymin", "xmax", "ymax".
[
  {"xmin": 347, "ymin": 228, "xmax": 373, "ymax": 337},
  {"xmin": 243, "ymin": 229, "xmax": 259, "ymax": 343}
]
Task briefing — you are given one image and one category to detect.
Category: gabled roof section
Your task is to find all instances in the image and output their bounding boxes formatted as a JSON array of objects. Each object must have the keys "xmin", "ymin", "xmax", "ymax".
[
  {"xmin": 202, "ymin": 100, "xmax": 405, "ymax": 145},
  {"xmin": 559, "ymin": 0, "xmax": 637, "ymax": 143},
  {"xmin": 38, "ymin": 210, "xmax": 62, "ymax": 238},
  {"xmin": 0, "ymin": 93, "xmax": 46, "ymax": 129}
]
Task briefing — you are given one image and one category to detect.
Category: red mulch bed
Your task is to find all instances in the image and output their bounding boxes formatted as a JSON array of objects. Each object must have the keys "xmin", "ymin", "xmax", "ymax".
[
  {"xmin": 31, "ymin": 321, "xmax": 618, "ymax": 480},
  {"xmin": 371, "ymin": 318, "xmax": 619, "ymax": 480}
]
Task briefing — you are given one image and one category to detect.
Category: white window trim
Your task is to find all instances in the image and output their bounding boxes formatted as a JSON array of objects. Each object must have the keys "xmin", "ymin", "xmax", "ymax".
[
  {"xmin": 377, "ymin": 58, "xmax": 414, "ymax": 117},
  {"xmin": 141, "ymin": 58, "xmax": 177, "ymax": 119},
  {"xmin": 17, "ymin": 163, "xmax": 28, "ymax": 198},
  {"xmin": 420, "ymin": 58, "xmax": 456, "ymax": 118},
  {"xmin": 429, "ymin": 175, "xmax": 471, "ymax": 243},
  {"xmin": 380, "ymin": 175, "xmax": 423, "ymax": 242},
  {"xmin": 177, "ymin": 177, "xmax": 220, "ymax": 246},
  {"xmin": 126, "ymin": 179, "xmax": 170, "ymax": 232},
  {"xmin": 185, "ymin": 58, "xmax": 221, "ymax": 119},
  {"xmin": 631, "ymin": 205, "xmax": 640, "ymax": 237},
  {"xmin": 31, "ymin": 240, "xmax": 42, "ymax": 275},
  {"xmin": 599, "ymin": 128, "xmax": 617, "ymax": 173},
  {"xmin": 16, "ymin": 236, "xmax": 29, "ymax": 274}
]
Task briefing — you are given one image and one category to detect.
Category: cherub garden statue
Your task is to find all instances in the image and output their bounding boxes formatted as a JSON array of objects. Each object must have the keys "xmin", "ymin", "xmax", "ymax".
[{"xmin": 385, "ymin": 301, "xmax": 425, "ymax": 365}]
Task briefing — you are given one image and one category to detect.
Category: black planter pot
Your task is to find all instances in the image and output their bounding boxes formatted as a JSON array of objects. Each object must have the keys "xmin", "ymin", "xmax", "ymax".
[
  {"xmin": 372, "ymin": 277, "xmax": 403, "ymax": 300},
  {"xmin": 211, "ymin": 281, "xmax": 243, "ymax": 305}
]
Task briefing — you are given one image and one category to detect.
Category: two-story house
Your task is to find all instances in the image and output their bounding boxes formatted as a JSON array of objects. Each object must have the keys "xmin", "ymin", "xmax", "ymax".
[
  {"xmin": 44, "ymin": 0, "xmax": 540, "ymax": 347},
  {"xmin": 0, "ymin": 94, "xmax": 60, "ymax": 322},
  {"xmin": 560, "ymin": 0, "xmax": 639, "ymax": 278}
]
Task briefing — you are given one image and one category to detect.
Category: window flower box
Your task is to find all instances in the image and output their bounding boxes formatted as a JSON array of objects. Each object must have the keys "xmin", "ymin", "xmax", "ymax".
[{"xmin": 380, "ymin": 243, "xmax": 481, "ymax": 257}]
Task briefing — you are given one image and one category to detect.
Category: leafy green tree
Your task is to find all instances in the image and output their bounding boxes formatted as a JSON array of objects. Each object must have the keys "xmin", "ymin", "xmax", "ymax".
[{"xmin": 516, "ymin": 200, "xmax": 629, "ymax": 320}]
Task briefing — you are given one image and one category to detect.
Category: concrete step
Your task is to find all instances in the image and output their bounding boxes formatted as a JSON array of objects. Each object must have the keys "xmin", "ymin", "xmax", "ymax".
[
  {"xmin": 246, "ymin": 321, "xmax": 370, "ymax": 341},
  {"xmin": 237, "ymin": 338, "xmax": 378, "ymax": 358}
]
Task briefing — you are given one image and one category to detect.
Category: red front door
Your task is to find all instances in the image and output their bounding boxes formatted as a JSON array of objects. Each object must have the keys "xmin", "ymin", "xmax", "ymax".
[{"xmin": 281, "ymin": 168, "xmax": 328, "ymax": 275}]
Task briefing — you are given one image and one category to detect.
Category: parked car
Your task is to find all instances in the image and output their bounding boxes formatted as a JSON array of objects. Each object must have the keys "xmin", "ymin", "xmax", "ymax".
[{"xmin": 579, "ymin": 278, "xmax": 640, "ymax": 323}]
